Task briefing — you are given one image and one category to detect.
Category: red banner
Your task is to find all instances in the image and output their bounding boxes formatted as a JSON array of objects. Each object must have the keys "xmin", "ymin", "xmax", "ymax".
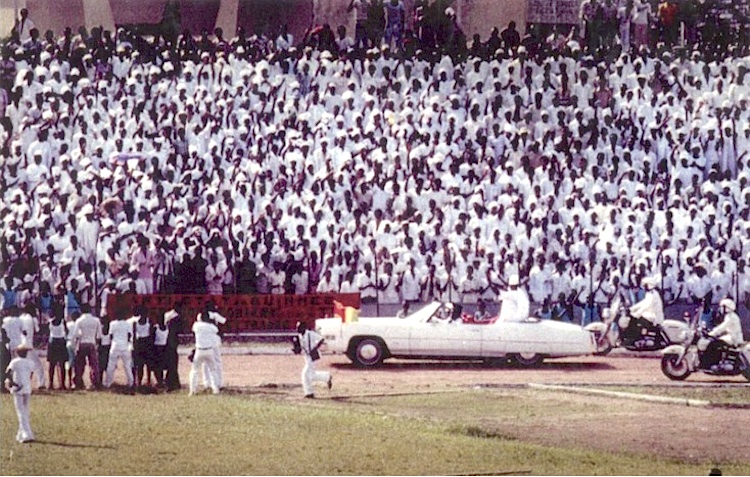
[{"xmin": 106, "ymin": 293, "xmax": 361, "ymax": 332}]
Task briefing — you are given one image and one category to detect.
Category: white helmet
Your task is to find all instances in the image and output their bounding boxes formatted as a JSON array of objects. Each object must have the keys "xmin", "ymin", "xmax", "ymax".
[
  {"xmin": 719, "ymin": 298, "xmax": 736, "ymax": 312},
  {"xmin": 642, "ymin": 276, "xmax": 657, "ymax": 289}
]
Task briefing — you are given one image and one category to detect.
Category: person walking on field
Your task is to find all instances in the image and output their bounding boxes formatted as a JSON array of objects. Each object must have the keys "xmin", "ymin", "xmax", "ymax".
[
  {"xmin": 296, "ymin": 321, "xmax": 332, "ymax": 399},
  {"xmin": 5, "ymin": 343, "xmax": 35, "ymax": 443}
]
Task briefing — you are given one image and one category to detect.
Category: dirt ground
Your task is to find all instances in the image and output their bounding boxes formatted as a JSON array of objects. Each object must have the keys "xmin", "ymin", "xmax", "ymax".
[{"xmin": 177, "ymin": 352, "xmax": 749, "ymax": 467}]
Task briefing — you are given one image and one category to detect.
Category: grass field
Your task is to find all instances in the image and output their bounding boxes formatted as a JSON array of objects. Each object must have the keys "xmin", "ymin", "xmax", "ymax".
[{"xmin": 2, "ymin": 387, "xmax": 749, "ymax": 475}]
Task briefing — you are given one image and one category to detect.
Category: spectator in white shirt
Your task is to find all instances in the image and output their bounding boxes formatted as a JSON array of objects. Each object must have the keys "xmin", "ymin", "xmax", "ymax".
[{"xmin": 74, "ymin": 304, "xmax": 101, "ymax": 389}]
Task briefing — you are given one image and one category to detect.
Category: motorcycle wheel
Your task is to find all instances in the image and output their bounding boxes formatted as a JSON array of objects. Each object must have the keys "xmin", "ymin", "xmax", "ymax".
[
  {"xmin": 661, "ymin": 354, "xmax": 691, "ymax": 381},
  {"xmin": 594, "ymin": 342, "xmax": 613, "ymax": 356}
]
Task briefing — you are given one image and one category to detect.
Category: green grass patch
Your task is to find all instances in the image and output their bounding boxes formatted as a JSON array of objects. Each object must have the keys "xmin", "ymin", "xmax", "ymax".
[{"xmin": 1, "ymin": 389, "xmax": 747, "ymax": 475}]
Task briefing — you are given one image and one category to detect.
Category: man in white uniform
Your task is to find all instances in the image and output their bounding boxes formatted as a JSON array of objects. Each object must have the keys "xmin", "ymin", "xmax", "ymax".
[
  {"xmin": 497, "ymin": 274, "xmax": 530, "ymax": 322},
  {"xmin": 5, "ymin": 344, "xmax": 35, "ymax": 443},
  {"xmin": 104, "ymin": 314, "xmax": 134, "ymax": 388},
  {"xmin": 296, "ymin": 321, "xmax": 331, "ymax": 399},
  {"xmin": 626, "ymin": 276, "xmax": 665, "ymax": 344},
  {"xmin": 204, "ymin": 306, "xmax": 226, "ymax": 389},
  {"xmin": 189, "ymin": 310, "xmax": 220, "ymax": 395},
  {"xmin": 629, "ymin": 276, "xmax": 665, "ymax": 325},
  {"xmin": 18, "ymin": 304, "xmax": 47, "ymax": 389},
  {"xmin": 703, "ymin": 298, "xmax": 745, "ymax": 369},
  {"xmin": 2, "ymin": 309, "xmax": 24, "ymax": 359}
]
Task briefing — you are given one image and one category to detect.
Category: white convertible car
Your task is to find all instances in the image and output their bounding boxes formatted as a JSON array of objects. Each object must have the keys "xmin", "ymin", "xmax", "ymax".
[{"xmin": 315, "ymin": 302, "xmax": 597, "ymax": 367}]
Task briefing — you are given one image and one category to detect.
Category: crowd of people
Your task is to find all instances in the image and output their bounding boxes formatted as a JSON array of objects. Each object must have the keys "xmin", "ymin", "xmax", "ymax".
[{"xmin": 1, "ymin": 1, "xmax": 749, "ymax": 338}]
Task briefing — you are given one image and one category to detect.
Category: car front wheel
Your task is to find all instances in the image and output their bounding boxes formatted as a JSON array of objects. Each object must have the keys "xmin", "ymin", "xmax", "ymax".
[
  {"xmin": 509, "ymin": 353, "xmax": 544, "ymax": 367},
  {"xmin": 350, "ymin": 338, "xmax": 386, "ymax": 367}
]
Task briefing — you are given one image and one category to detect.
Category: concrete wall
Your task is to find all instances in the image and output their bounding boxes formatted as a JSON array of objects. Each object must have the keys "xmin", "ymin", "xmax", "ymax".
[{"xmin": 2, "ymin": 0, "xmax": 527, "ymax": 43}]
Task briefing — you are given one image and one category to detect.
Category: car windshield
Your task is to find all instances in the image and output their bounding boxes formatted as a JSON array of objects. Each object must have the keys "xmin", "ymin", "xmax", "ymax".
[{"xmin": 405, "ymin": 302, "xmax": 443, "ymax": 322}]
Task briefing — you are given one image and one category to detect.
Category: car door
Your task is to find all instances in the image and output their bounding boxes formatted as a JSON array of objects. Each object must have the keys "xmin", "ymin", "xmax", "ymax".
[
  {"xmin": 409, "ymin": 321, "xmax": 483, "ymax": 357},
  {"xmin": 481, "ymin": 320, "xmax": 548, "ymax": 357}
]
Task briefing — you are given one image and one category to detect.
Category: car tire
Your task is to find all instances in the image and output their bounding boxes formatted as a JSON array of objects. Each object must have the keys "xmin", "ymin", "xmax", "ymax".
[
  {"xmin": 482, "ymin": 357, "xmax": 512, "ymax": 367},
  {"xmin": 509, "ymin": 353, "xmax": 544, "ymax": 367},
  {"xmin": 350, "ymin": 337, "xmax": 386, "ymax": 367}
]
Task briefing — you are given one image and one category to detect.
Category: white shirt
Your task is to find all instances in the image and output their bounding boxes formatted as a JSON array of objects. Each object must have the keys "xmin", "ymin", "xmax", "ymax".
[
  {"xmin": 18, "ymin": 313, "xmax": 38, "ymax": 345},
  {"xmin": 192, "ymin": 321, "xmax": 219, "ymax": 349},
  {"xmin": 300, "ymin": 329, "xmax": 324, "ymax": 356},
  {"xmin": 498, "ymin": 287, "xmax": 530, "ymax": 322},
  {"xmin": 2, "ymin": 316, "xmax": 23, "ymax": 349},
  {"xmin": 629, "ymin": 289, "xmax": 665, "ymax": 325},
  {"xmin": 6, "ymin": 356, "xmax": 34, "ymax": 395},
  {"xmin": 75, "ymin": 313, "xmax": 101, "ymax": 344},
  {"xmin": 709, "ymin": 311, "xmax": 744, "ymax": 346},
  {"xmin": 154, "ymin": 327, "xmax": 168, "ymax": 346},
  {"xmin": 109, "ymin": 320, "xmax": 132, "ymax": 350}
]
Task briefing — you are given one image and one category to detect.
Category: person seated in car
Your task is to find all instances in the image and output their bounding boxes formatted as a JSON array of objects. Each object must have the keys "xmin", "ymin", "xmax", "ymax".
[
  {"xmin": 473, "ymin": 300, "xmax": 491, "ymax": 322},
  {"xmin": 626, "ymin": 276, "xmax": 664, "ymax": 343},
  {"xmin": 702, "ymin": 298, "xmax": 744, "ymax": 369}
]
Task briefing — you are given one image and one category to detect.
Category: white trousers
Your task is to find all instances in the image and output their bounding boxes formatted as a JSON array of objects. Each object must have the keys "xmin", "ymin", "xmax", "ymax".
[
  {"xmin": 190, "ymin": 348, "xmax": 219, "ymax": 394},
  {"xmin": 105, "ymin": 348, "xmax": 133, "ymax": 387},
  {"xmin": 203, "ymin": 345, "xmax": 223, "ymax": 388},
  {"xmin": 28, "ymin": 349, "xmax": 47, "ymax": 388},
  {"xmin": 301, "ymin": 355, "xmax": 330, "ymax": 397},
  {"xmin": 13, "ymin": 393, "xmax": 34, "ymax": 443}
]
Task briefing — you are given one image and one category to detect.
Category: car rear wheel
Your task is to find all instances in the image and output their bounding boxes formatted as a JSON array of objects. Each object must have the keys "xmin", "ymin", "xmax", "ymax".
[
  {"xmin": 482, "ymin": 357, "xmax": 512, "ymax": 367},
  {"xmin": 509, "ymin": 353, "xmax": 544, "ymax": 367},
  {"xmin": 350, "ymin": 338, "xmax": 386, "ymax": 367}
]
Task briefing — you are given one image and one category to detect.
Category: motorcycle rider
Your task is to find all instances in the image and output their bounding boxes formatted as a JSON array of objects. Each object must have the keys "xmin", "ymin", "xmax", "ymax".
[
  {"xmin": 702, "ymin": 298, "xmax": 744, "ymax": 370},
  {"xmin": 626, "ymin": 276, "xmax": 664, "ymax": 344}
]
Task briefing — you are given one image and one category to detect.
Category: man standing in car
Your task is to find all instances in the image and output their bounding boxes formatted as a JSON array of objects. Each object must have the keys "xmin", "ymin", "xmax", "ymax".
[{"xmin": 497, "ymin": 274, "xmax": 530, "ymax": 322}]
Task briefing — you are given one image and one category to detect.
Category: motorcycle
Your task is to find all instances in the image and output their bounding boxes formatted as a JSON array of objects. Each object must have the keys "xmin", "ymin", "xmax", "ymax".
[
  {"xmin": 584, "ymin": 296, "xmax": 693, "ymax": 355},
  {"xmin": 661, "ymin": 316, "xmax": 750, "ymax": 381}
]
